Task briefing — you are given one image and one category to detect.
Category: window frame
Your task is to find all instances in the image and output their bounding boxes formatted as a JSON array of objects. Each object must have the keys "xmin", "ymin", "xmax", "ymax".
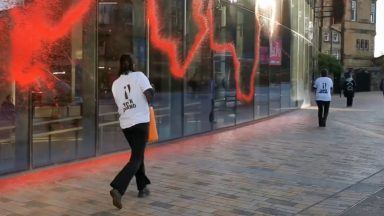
[
  {"xmin": 323, "ymin": 32, "xmax": 330, "ymax": 42},
  {"xmin": 351, "ymin": 0, "xmax": 357, "ymax": 22},
  {"xmin": 356, "ymin": 39, "xmax": 360, "ymax": 50},
  {"xmin": 332, "ymin": 32, "xmax": 339, "ymax": 43},
  {"xmin": 370, "ymin": 1, "xmax": 376, "ymax": 24},
  {"xmin": 332, "ymin": 49, "xmax": 340, "ymax": 60}
]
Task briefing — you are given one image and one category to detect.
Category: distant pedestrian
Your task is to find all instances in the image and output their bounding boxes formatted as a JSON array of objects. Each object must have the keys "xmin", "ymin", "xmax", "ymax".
[
  {"xmin": 109, "ymin": 54, "xmax": 154, "ymax": 209},
  {"xmin": 0, "ymin": 95, "xmax": 15, "ymax": 124},
  {"xmin": 342, "ymin": 74, "xmax": 356, "ymax": 107},
  {"xmin": 313, "ymin": 69, "xmax": 333, "ymax": 127},
  {"xmin": 380, "ymin": 78, "xmax": 384, "ymax": 97}
]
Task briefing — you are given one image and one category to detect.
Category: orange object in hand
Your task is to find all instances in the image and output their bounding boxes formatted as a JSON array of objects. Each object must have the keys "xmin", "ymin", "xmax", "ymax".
[{"xmin": 148, "ymin": 106, "xmax": 158, "ymax": 143}]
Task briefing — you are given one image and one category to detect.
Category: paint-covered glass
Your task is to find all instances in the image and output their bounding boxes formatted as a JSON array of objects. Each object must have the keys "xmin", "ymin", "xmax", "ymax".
[
  {"xmin": 97, "ymin": 0, "xmax": 147, "ymax": 154},
  {"xmin": 0, "ymin": 0, "xmax": 316, "ymax": 176}
]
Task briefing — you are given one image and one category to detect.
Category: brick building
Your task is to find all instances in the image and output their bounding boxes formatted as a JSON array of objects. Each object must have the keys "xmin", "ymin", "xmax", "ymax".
[
  {"xmin": 343, "ymin": 0, "xmax": 377, "ymax": 69},
  {"xmin": 318, "ymin": 0, "xmax": 378, "ymax": 91}
]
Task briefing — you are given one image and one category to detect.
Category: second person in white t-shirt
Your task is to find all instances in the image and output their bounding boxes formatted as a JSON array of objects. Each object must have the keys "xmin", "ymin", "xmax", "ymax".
[{"xmin": 313, "ymin": 69, "xmax": 333, "ymax": 127}]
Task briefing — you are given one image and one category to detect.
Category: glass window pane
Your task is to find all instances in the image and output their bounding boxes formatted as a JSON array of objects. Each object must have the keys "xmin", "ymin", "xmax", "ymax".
[
  {"xmin": 0, "ymin": 86, "xmax": 19, "ymax": 174},
  {"xmin": 30, "ymin": 1, "xmax": 97, "ymax": 167},
  {"xmin": 149, "ymin": 0, "xmax": 184, "ymax": 140},
  {"xmin": 97, "ymin": 0, "xmax": 146, "ymax": 153},
  {"xmin": 235, "ymin": 5, "xmax": 255, "ymax": 124},
  {"xmin": 280, "ymin": 0, "xmax": 292, "ymax": 111},
  {"xmin": 183, "ymin": 1, "xmax": 213, "ymax": 135},
  {"xmin": 212, "ymin": 3, "xmax": 236, "ymax": 128}
]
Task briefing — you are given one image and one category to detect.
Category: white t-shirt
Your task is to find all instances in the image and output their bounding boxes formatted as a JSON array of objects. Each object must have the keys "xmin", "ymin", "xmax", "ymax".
[
  {"xmin": 314, "ymin": 77, "xmax": 333, "ymax": 101},
  {"xmin": 112, "ymin": 72, "xmax": 152, "ymax": 129}
]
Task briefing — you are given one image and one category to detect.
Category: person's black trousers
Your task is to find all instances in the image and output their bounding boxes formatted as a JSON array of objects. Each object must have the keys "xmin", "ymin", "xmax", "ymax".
[
  {"xmin": 346, "ymin": 96, "xmax": 353, "ymax": 107},
  {"xmin": 316, "ymin": 100, "xmax": 330, "ymax": 127},
  {"xmin": 110, "ymin": 123, "xmax": 151, "ymax": 195},
  {"xmin": 344, "ymin": 92, "xmax": 354, "ymax": 107}
]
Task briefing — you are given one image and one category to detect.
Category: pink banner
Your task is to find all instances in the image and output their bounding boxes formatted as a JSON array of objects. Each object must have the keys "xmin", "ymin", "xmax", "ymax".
[{"xmin": 269, "ymin": 39, "xmax": 282, "ymax": 66}]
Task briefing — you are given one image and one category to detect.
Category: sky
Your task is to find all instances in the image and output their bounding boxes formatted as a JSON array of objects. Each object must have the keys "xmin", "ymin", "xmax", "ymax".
[
  {"xmin": 375, "ymin": 0, "xmax": 384, "ymax": 57},
  {"xmin": 0, "ymin": 0, "xmax": 20, "ymax": 11}
]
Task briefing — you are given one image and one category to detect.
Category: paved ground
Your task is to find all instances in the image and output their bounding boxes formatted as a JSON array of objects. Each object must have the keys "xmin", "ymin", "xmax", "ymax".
[{"xmin": 0, "ymin": 92, "xmax": 383, "ymax": 216}]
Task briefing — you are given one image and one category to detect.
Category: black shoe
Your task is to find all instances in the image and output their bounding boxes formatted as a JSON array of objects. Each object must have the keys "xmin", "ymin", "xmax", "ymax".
[
  {"xmin": 110, "ymin": 189, "xmax": 122, "ymax": 209},
  {"xmin": 319, "ymin": 119, "xmax": 324, "ymax": 127},
  {"xmin": 138, "ymin": 187, "xmax": 150, "ymax": 198}
]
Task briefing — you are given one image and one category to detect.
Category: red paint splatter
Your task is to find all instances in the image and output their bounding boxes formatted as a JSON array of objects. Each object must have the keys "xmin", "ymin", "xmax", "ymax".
[
  {"xmin": 147, "ymin": 0, "xmax": 209, "ymax": 79},
  {"xmin": 4, "ymin": 0, "xmax": 262, "ymax": 102},
  {"xmin": 147, "ymin": 0, "xmax": 262, "ymax": 103},
  {"xmin": 206, "ymin": 0, "xmax": 261, "ymax": 103},
  {"xmin": 7, "ymin": 0, "xmax": 93, "ymax": 88}
]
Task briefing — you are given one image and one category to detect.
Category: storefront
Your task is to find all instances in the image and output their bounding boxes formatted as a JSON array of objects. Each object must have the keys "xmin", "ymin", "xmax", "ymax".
[{"xmin": 0, "ymin": 0, "xmax": 315, "ymax": 175}]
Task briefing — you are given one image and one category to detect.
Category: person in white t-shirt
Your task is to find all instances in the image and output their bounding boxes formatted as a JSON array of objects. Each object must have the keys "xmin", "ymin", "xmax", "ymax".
[
  {"xmin": 109, "ymin": 54, "xmax": 154, "ymax": 209},
  {"xmin": 313, "ymin": 69, "xmax": 333, "ymax": 127}
]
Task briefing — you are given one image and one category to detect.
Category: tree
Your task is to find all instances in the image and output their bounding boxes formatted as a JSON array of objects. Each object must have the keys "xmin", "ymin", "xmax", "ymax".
[
  {"xmin": 318, "ymin": 53, "xmax": 343, "ymax": 93},
  {"xmin": 318, "ymin": 53, "xmax": 343, "ymax": 77}
]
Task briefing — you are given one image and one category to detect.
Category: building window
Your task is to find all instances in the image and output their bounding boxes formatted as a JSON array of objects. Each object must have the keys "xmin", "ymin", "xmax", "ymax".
[
  {"xmin": 371, "ymin": 1, "xmax": 376, "ymax": 23},
  {"xmin": 332, "ymin": 32, "xmax": 339, "ymax": 43},
  {"xmin": 356, "ymin": 40, "xmax": 370, "ymax": 51},
  {"xmin": 332, "ymin": 49, "xmax": 340, "ymax": 60},
  {"xmin": 356, "ymin": 39, "xmax": 360, "ymax": 50},
  {"xmin": 351, "ymin": 0, "xmax": 357, "ymax": 21},
  {"xmin": 324, "ymin": 32, "xmax": 330, "ymax": 42},
  {"xmin": 364, "ymin": 40, "xmax": 369, "ymax": 51}
]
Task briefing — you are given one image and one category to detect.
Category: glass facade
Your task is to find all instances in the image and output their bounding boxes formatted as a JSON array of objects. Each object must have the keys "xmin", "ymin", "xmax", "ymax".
[{"xmin": 0, "ymin": 0, "xmax": 314, "ymax": 175}]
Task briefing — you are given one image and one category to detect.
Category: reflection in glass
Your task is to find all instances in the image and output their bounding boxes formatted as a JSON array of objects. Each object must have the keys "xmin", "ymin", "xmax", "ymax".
[
  {"xmin": 183, "ymin": 1, "xmax": 213, "ymax": 135},
  {"xmin": 150, "ymin": 0, "xmax": 184, "ymax": 140},
  {"xmin": 212, "ymin": 3, "xmax": 236, "ymax": 128},
  {"xmin": 97, "ymin": 0, "xmax": 146, "ymax": 154},
  {"xmin": 31, "ymin": 0, "xmax": 96, "ymax": 167},
  {"xmin": 235, "ymin": 4, "xmax": 256, "ymax": 124},
  {"xmin": 0, "ymin": 0, "xmax": 316, "ymax": 175}
]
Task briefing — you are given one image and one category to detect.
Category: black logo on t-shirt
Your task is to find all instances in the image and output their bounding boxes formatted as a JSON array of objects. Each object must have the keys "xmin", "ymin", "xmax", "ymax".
[
  {"xmin": 122, "ymin": 84, "xmax": 136, "ymax": 112},
  {"xmin": 319, "ymin": 82, "xmax": 328, "ymax": 94},
  {"xmin": 124, "ymin": 84, "xmax": 131, "ymax": 99}
]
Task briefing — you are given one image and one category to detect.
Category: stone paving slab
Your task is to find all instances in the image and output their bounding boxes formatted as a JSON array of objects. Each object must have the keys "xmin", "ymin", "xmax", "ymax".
[
  {"xmin": 340, "ymin": 188, "xmax": 384, "ymax": 216},
  {"xmin": 0, "ymin": 92, "xmax": 383, "ymax": 216}
]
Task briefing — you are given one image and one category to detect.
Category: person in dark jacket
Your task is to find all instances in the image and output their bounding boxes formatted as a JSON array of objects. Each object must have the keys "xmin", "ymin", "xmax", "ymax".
[
  {"xmin": 0, "ymin": 95, "xmax": 15, "ymax": 123},
  {"xmin": 342, "ymin": 74, "xmax": 356, "ymax": 107},
  {"xmin": 380, "ymin": 78, "xmax": 384, "ymax": 97}
]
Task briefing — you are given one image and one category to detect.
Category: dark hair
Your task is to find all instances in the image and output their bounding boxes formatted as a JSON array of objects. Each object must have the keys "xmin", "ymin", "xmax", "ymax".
[
  {"xmin": 320, "ymin": 68, "xmax": 328, "ymax": 77},
  {"xmin": 119, "ymin": 54, "xmax": 134, "ymax": 75}
]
